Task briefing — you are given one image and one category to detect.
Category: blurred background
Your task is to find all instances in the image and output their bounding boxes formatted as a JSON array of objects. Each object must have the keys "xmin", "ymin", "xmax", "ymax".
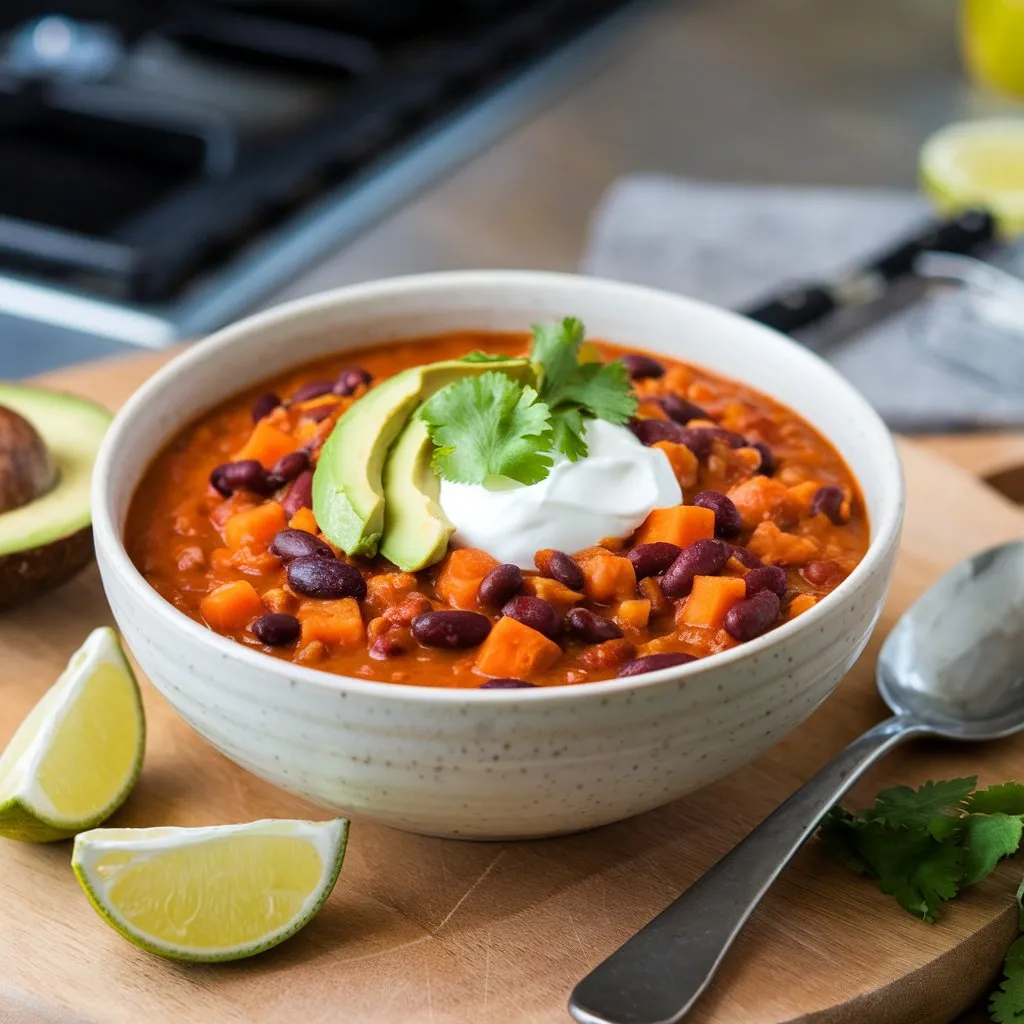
[{"xmin": 0, "ymin": 0, "xmax": 1021, "ymax": 380}]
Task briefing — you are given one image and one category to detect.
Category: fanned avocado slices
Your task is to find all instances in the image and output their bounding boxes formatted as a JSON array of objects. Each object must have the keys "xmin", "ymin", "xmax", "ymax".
[{"xmin": 312, "ymin": 357, "xmax": 534, "ymax": 560}]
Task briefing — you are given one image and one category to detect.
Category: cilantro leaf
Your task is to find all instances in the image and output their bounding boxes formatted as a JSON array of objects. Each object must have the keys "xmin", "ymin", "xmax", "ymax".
[
  {"xmin": 964, "ymin": 813, "xmax": 1024, "ymax": 886},
  {"xmin": 970, "ymin": 782, "xmax": 1024, "ymax": 817},
  {"xmin": 460, "ymin": 351, "xmax": 518, "ymax": 364},
  {"xmin": 866, "ymin": 777, "xmax": 977, "ymax": 839},
  {"xmin": 854, "ymin": 821, "xmax": 965, "ymax": 922},
  {"xmin": 990, "ymin": 936, "xmax": 1024, "ymax": 1022},
  {"xmin": 421, "ymin": 373, "xmax": 553, "ymax": 486},
  {"xmin": 529, "ymin": 318, "xmax": 637, "ymax": 461},
  {"xmin": 818, "ymin": 807, "xmax": 871, "ymax": 875}
]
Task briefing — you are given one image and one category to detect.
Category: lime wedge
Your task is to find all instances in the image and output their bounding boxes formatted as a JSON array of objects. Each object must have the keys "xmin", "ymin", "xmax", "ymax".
[
  {"xmin": 0, "ymin": 627, "xmax": 144, "ymax": 842},
  {"xmin": 920, "ymin": 119, "xmax": 1024, "ymax": 236},
  {"xmin": 72, "ymin": 818, "xmax": 349, "ymax": 961}
]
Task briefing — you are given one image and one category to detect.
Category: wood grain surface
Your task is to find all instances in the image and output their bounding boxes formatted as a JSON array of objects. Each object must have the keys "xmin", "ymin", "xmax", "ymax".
[{"xmin": 0, "ymin": 350, "xmax": 1019, "ymax": 1024}]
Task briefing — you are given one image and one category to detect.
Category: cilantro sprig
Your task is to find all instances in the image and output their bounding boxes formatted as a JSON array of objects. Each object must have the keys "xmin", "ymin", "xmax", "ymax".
[
  {"xmin": 819, "ymin": 777, "xmax": 1024, "ymax": 1021},
  {"xmin": 422, "ymin": 318, "xmax": 638, "ymax": 486}
]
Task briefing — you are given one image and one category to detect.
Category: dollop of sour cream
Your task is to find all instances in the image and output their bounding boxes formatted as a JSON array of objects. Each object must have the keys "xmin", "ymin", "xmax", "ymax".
[{"xmin": 438, "ymin": 419, "xmax": 682, "ymax": 569}]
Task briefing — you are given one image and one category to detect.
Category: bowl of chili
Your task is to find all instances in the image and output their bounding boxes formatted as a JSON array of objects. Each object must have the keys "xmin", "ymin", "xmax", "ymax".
[{"xmin": 92, "ymin": 271, "xmax": 903, "ymax": 839}]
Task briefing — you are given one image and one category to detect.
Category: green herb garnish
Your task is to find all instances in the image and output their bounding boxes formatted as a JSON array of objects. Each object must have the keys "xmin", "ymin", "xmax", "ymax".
[
  {"xmin": 420, "ymin": 372, "xmax": 553, "ymax": 486},
  {"xmin": 422, "ymin": 318, "xmax": 637, "ymax": 485},
  {"xmin": 820, "ymin": 777, "xmax": 1024, "ymax": 1020}
]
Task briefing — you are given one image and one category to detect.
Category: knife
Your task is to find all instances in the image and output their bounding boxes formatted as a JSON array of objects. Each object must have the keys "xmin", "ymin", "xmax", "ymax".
[{"xmin": 740, "ymin": 207, "xmax": 998, "ymax": 334}]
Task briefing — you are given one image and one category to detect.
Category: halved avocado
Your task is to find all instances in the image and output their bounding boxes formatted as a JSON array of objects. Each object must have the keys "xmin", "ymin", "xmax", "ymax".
[
  {"xmin": 313, "ymin": 357, "xmax": 534, "ymax": 557},
  {"xmin": 0, "ymin": 385, "xmax": 111, "ymax": 608},
  {"xmin": 380, "ymin": 413, "xmax": 453, "ymax": 572}
]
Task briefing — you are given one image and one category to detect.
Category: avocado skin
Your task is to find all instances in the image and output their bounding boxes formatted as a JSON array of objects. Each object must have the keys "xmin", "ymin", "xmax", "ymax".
[
  {"xmin": 313, "ymin": 358, "xmax": 534, "ymax": 558},
  {"xmin": 0, "ymin": 526, "xmax": 94, "ymax": 609}
]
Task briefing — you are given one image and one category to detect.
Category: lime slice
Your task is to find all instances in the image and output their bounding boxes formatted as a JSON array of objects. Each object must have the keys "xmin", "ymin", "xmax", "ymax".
[
  {"xmin": 920, "ymin": 119, "xmax": 1024, "ymax": 236},
  {"xmin": 72, "ymin": 818, "xmax": 349, "ymax": 961},
  {"xmin": 0, "ymin": 627, "xmax": 144, "ymax": 842}
]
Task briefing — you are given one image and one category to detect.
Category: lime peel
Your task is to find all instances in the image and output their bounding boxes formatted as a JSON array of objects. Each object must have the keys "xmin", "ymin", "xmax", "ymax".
[{"xmin": 72, "ymin": 818, "xmax": 349, "ymax": 962}]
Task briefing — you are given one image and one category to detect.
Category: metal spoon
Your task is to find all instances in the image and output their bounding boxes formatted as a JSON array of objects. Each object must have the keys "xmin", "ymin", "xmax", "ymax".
[{"xmin": 570, "ymin": 540, "xmax": 1024, "ymax": 1024}]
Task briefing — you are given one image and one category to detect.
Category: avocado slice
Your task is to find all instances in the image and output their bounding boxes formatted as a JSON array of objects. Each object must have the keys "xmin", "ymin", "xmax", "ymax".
[
  {"xmin": 380, "ymin": 413, "xmax": 453, "ymax": 572},
  {"xmin": 313, "ymin": 357, "xmax": 533, "ymax": 558},
  {"xmin": 0, "ymin": 385, "xmax": 111, "ymax": 608}
]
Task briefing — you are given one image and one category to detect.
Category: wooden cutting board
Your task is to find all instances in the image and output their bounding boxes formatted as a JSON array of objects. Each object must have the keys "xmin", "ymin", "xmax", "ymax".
[{"xmin": 2, "ymin": 351, "xmax": 1023, "ymax": 1024}]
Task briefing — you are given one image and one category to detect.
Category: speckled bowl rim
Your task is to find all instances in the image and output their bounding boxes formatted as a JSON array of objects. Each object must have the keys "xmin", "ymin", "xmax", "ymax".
[{"xmin": 92, "ymin": 270, "xmax": 904, "ymax": 705}]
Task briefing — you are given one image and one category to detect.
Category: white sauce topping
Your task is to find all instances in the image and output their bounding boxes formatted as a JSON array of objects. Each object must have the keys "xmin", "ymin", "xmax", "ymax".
[{"xmin": 438, "ymin": 419, "xmax": 682, "ymax": 568}]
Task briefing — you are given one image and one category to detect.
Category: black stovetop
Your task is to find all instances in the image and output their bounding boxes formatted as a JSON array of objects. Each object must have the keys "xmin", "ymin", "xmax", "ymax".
[{"xmin": 0, "ymin": 0, "xmax": 632, "ymax": 309}]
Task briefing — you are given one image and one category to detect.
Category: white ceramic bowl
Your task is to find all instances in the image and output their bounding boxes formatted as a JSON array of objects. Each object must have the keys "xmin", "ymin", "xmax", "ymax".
[{"xmin": 93, "ymin": 272, "xmax": 903, "ymax": 839}]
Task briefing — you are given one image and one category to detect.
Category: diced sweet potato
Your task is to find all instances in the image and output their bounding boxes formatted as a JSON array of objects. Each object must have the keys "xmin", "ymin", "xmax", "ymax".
[
  {"xmin": 521, "ymin": 576, "xmax": 584, "ymax": 615},
  {"xmin": 228, "ymin": 546, "xmax": 280, "ymax": 575},
  {"xmin": 577, "ymin": 552, "xmax": 637, "ymax": 604},
  {"xmin": 223, "ymin": 501, "xmax": 287, "ymax": 551},
  {"xmin": 298, "ymin": 597, "xmax": 365, "ymax": 649},
  {"xmin": 788, "ymin": 593, "xmax": 818, "ymax": 620},
  {"xmin": 475, "ymin": 616, "xmax": 561, "ymax": 678},
  {"xmin": 652, "ymin": 442, "xmax": 699, "ymax": 489},
  {"xmin": 365, "ymin": 572, "xmax": 419, "ymax": 616},
  {"xmin": 262, "ymin": 587, "xmax": 297, "ymax": 614},
  {"xmin": 435, "ymin": 548, "xmax": 499, "ymax": 610},
  {"xmin": 678, "ymin": 575, "xmax": 747, "ymax": 629},
  {"xmin": 578, "ymin": 638, "xmax": 636, "ymax": 671},
  {"xmin": 635, "ymin": 400, "xmax": 669, "ymax": 420},
  {"xmin": 210, "ymin": 493, "xmax": 256, "ymax": 530},
  {"xmin": 289, "ymin": 507, "xmax": 318, "ymax": 533},
  {"xmin": 727, "ymin": 476, "xmax": 802, "ymax": 530},
  {"xmin": 616, "ymin": 599, "xmax": 651, "ymax": 631},
  {"xmin": 295, "ymin": 640, "xmax": 328, "ymax": 665},
  {"xmin": 235, "ymin": 419, "xmax": 297, "ymax": 468},
  {"xmin": 747, "ymin": 521, "xmax": 820, "ymax": 566},
  {"xmin": 201, "ymin": 580, "xmax": 264, "ymax": 633},
  {"xmin": 639, "ymin": 576, "xmax": 672, "ymax": 616},
  {"xmin": 633, "ymin": 505, "xmax": 714, "ymax": 549},
  {"xmin": 787, "ymin": 480, "xmax": 820, "ymax": 516}
]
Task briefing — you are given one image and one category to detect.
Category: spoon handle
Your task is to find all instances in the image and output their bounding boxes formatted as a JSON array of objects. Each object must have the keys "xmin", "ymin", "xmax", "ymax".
[{"xmin": 569, "ymin": 713, "xmax": 928, "ymax": 1024}]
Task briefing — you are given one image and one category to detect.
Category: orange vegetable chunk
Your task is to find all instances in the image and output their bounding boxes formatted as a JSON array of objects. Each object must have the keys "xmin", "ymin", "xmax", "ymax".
[
  {"xmin": 235, "ymin": 419, "xmax": 297, "ymax": 468},
  {"xmin": 727, "ymin": 476, "xmax": 801, "ymax": 530},
  {"xmin": 475, "ymin": 616, "xmax": 561, "ymax": 678},
  {"xmin": 298, "ymin": 597, "xmax": 365, "ymax": 649},
  {"xmin": 788, "ymin": 593, "xmax": 818, "ymax": 619},
  {"xmin": 577, "ymin": 552, "xmax": 637, "ymax": 604},
  {"xmin": 616, "ymin": 599, "xmax": 651, "ymax": 631},
  {"xmin": 289, "ymin": 507, "xmax": 318, "ymax": 533},
  {"xmin": 435, "ymin": 547, "xmax": 499, "ymax": 610},
  {"xmin": 201, "ymin": 580, "xmax": 264, "ymax": 633},
  {"xmin": 747, "ymin": 521, "xmax": 820, "ymax": 566},
  {"xmin": 633, "ymin": 505, "xmax": 714, "ymax": 549},
  {"xmin": 678, "ymin": 575, "xmax": 747, "ymax": 629},
  {"xmin": 652, "ymin": 441, "xmax": 699, "ymax": 488},
  {"xmin": 223, "ymin": 501, "xmax": 287, "ymax": 551},
  {"xmin": 521, "ymin": 576, "xmax": 584, "ymax": 615}
]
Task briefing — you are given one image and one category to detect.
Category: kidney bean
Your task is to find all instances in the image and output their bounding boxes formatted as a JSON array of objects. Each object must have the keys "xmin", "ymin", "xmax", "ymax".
[
  {"xmin": 660, "ymin": 393, "xmax": 709, "ymax": 424},
  {"xmin": 333, "ymin": 366, "xmax": 373, "ymax": 396},
  {"xmin": 291, "ymin": 380, "xmax": 334, "ymax": 403},
  {"xmin": 621, "ymin": 353, "xmax": 665, "ymax": 380},
  {"xmin": 565, "ymin": 607, "xmax": 622, "ymax": 643},
  {"xmin": 287, "ymin": 556, "xmax": 366, "ymax": 600},
  {"xmin": 811, "ymin": 485, "xmax": 846, "ymax": 524},
  {"xmin": 501, "ymin": 596, "xmax": 560, "ymax": 638},
  {"xmin": 271, "ymin": 450, "xmax": 310, "ymax": 484},
  {"xmin": 369, "ymin": 628, "xmax": 410, "ymax": 659},
  {"xmin": 479, "ymin": 677, "xmax": 537, "ymax": 689},
  {"xmin": 412, "ymin": 610, "xmax": 491, "ymax": 649},
  {"xmin": 744, "ymin": 564, "xmax": 787, "ymax": 598},
  {"xmin": 752, "ymin": 441, "xmax": 776, "ymax": 476},
  {"xmin": 801, "ymin": 559, "xmax": 844, "ymax": 587},
  {"xmin": 617, "ymin": 652, "xmax": 696, "ymax": 677},
  {"xmin": 727, "ymin": 544, "xmax": 762, "ymax": 569},
  {"xmin": 301, "ymin": 404, "xmax": 337, "ymax": 423},
  {"xmin": 724, "ymin": 590, "xmax": 781, "ymax": 642},
  {"xmin": 545, "ymin": 550, "xmax": 584, "ymax": 590},
  {"xmin": 660, "ymin": 539, "xmax": 729, "ymax": 598},
  {"xmin": 210, "ymin": 459, "xmax": 272, "ymax": 497},
  {"xmin": 252, "ymin": 613, "xmax": 300, "ymax": 646},
  {"xmin": 627, "ymin": 542, "xmax": 682, "ymax": 579},
  {"xmin": 251, "ymin": 392, "xmax": 281, "ymax": 423},
  {"xmin": 631, "ymin": 418, "xmax": 685, "ymax": 447},
  {"xmin": 282, "ymin": 470, "xmax": 313, "ymax": 518},
  {"xmin": 478, "ymin": 563, "xmax": 523, "ymax": 607},
  {"xmin": 269, "ymin": 528, "xmax": 335, "ymax": 562},
  {"xmin": 693, "ymin": 490, "xmax": 742, "ymax": 539}
]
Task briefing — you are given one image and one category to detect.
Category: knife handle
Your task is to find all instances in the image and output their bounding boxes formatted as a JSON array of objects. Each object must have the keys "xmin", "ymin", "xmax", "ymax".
[{"xmin": 742, "ymin": 285, "xmax": 836, "ymax": 334}]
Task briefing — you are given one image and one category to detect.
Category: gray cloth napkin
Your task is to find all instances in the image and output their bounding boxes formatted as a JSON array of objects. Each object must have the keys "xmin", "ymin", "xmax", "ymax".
[{"xmin": 582, "ymin": 174, "xmax": 1024, "ymax": 432}]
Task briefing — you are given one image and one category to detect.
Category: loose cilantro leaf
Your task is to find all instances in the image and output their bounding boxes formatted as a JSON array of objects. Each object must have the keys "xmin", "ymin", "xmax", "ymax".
[
  {"xmin": 964, "ymin": 813, "xmax": 1024, "ymax": 887},
  {"xmin": 818, "ymin": 807, "xmax": 871, "ymax": 876},
  {"xmin": 421, "ymin": 373, "xmax": 553, "ymax": 486},
  {"xmin": 970, "ymin": 783, "xmax": 1024, "ymax": 817},
  {"xmin": 460, "ymin": 351, "xmax": 518, "ymax": 364},
  {"xmin": 867, "ymin": 777, "xmax": 977, "ymax": 839},
  {"xmin": 990, "ymin": 935, "xmax": 1024, "ymax": 1022},
  {"xmin": 529, "ymin": 318, "xmax": 637, "ymax": 461}
]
